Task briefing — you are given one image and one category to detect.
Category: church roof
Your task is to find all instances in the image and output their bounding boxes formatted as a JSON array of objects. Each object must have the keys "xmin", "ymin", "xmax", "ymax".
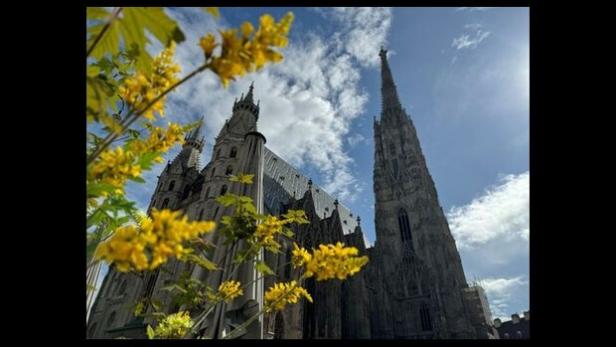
[{"xmin": 262, "ymin": 147, "xmax": 360, "ymax": 237}]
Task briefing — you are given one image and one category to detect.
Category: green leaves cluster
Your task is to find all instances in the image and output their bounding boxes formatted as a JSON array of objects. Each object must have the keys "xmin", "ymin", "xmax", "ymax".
[{"xmin": 87, "ymin": 7, "xmax": 185, "ymax": 73}]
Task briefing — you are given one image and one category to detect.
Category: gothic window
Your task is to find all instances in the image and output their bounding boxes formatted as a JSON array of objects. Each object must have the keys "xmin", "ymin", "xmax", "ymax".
[
  {"xmin": 205, "ymin": 187, "xmax": 210, "ymax": 198},
  {"xmin": 230, "ymin": 147, "xmax": 238, "ymax": 158},
  {"xmin": 118, "ymin": 280, "xmax": 127, "ymax": 295},
  {"xmin": 168, "ymin": 181, "xmax": 176, "ymax": 191},
  {"xmin": 182, "ymin": 185, "xmax": 191, "ymax": 199},
  {"xmin": 211, "ymin": 167, "xmax": 216, "ymax": 178},
  {"xmin": 392, "ymin": 159, "xmax": 399, "ymax": 177},
  {"xmin": 216, "ymin": 149, "xmax": 221, "ymax": 159},
  {"xmin": 220, "ymin": 185, "xmax": 228, "ymax": 196},
  {"xmin": 152, "ymin": 199, "xmax": 156, "ymax": 208},
  {"xmin": 398, "ymin": 209, "xmax": 413, "ymax": 248},
  {"xmin": 225, "ymin": 165, "xmax": 233, "ymax": 175},
  {"xmin": 107, "ymin": 311, "xmax": 116, "ymax": 328},
  {"xmin": 213, "ymin": 206, "xmax": 220, "ymax": 219},
  {"xmin": 161, "ymin": 198, "xmax": 169, "ymax": 209},
  {"xmin": 198, "ymin": 209, "xmax": 204, "ymax": 221},
  {"xmin": 390, "ymin": 142, "xmax": 396, "ymax": 155},
  {"xmin": 419, "ymin": 303, "xmax": 432, "ymax": 331}
]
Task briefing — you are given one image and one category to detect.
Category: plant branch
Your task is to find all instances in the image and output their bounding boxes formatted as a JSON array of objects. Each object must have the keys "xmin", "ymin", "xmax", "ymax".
[{"xmin": 87, "ymin": 7, "xmax": 123, "ymax": 58}]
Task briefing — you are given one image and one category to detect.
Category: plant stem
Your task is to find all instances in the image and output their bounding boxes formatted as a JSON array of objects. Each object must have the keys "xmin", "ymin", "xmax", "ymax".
[
  {"xmin": 87, "ymin": 7, "xmax": 123, "ymax": 58},
  {"xmin": 87, "ymin": 63, "xmax": 209, "ymax": 165}
]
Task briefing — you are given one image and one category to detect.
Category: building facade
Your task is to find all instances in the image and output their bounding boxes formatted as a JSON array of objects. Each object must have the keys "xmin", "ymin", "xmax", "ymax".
[
  {"xmin": 87, "ymin": 49, "xmax": 495, "ymax": 339},
  {"xmin": 494, "ymin": 311, "xmax": 530, "ymax": 339}
]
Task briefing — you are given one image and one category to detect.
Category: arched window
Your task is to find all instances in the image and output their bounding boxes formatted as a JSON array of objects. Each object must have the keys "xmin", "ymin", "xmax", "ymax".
[
  {"xmin": 216, "ymin": 149, "xmax": 221, "ymax": 159},
  {"xmin": 390, "ymin": 142, "xmax": 396, "ymax": 155},
  {"xmin": 161, "ymin": 198, "xmax": 169, "ymax": 209},
  {"xmin": 107, "ymin": 311, "xmax": 116, "ymax": 328},
  {"xmin": 152, "ymin": 199, "xmax": 156, "ymax": 207},
  {"xmin": 213, "ymin": 206, "xmax": 220, "ymax": 219},
  {"xmin": 182, "ymin": 185, "xmax": 191, "ymax": 200},
  {"xmin": 220, "ymin": 185, "xmax": 228, "ymax": 196},
  {"xmin": 225, "ymin": 166, "xmax": 233, "ymax": 175},
  {"xmin": 168, "ymin": 181, "xmax": 176, "ymax": 191},
  {"xmin": 230, "ymin": 147, "xmax": 238, "ymax": 158},
  {"xmin": 198, "ymin": 209, "xmax": 204, "ymax": 221},
  {"xmin": 398, "ymin": 209, "xmax": 413, "ymax": 248},
  {"xmin": 211, "ymin": 167, "xmax": 216, "ymax": 178},
  {"xmin": 88, "ymin": 323, "xmax": 97, "ymax": 337},
  {"xmin": 118, "ymin": 280, "xmax": 127, "ymax": 295},
  {"xmin": 419, "ymin": 303, "xmax": 432, "ymax": 331},
  {"xmin": 205, "ymin": 186, "xmax": 210, "ymax": 198}
]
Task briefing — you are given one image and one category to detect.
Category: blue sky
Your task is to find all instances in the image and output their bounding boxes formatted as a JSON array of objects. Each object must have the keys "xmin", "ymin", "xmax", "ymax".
[{"xmin": 101, "ymin": 7, "xmax": 528, "ymax": 322}]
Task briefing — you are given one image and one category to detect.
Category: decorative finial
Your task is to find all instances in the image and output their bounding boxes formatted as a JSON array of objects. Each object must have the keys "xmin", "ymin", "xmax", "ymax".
[
  {"xmin": 357, "ymin": 215, "xmax": 361, "ymax": 226},
  {"xmin": 334, "ymin": 198, "xmax": 339, "ymax": 209},
  {"xmin": 308, "ymin": 178, "xmax": 313, "ymax": 189},
  {"xmin": 379, "ymin": 46, "xmax": 387, "ymax": 58}
]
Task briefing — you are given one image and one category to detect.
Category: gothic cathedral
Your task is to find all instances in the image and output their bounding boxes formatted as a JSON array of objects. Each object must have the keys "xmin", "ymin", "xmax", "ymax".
[{"xmin": 87, "ymin": 49, "xmax": 495, "ymax": 339}]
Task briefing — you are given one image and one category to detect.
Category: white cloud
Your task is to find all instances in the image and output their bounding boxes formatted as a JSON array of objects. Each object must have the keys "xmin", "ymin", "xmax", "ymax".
[
  {"xmin": 477, "ymin": 276, "xmax": 528, "ymax": 320},
  {"xmin": 452, "ymin": 30, "xmax": 491, "ymax": 50},
  {"xmin": 347, "ymin": 133, "xmax": 367, "ymax": 147},
  {"xmin": 456, "ymin": 7, "xmax": 492, "ymax": 12},
  {"xmin": 142, "ymin": 8, "xmax": 393, "ymax": 203},
  {"xmin": 447, "ymin": 171, "xmax": 529, "ymax": 250}
]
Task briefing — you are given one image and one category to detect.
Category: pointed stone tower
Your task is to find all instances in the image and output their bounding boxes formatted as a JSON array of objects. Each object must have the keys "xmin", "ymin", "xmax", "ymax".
[{"xmin": 367, "ymin": 48, "xmax": 477, "ymax": 338}]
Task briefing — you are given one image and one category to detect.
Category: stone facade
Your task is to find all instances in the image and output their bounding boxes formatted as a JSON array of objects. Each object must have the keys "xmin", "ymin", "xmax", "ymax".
[{"xmin": 87, "ymin": 50, "xmax": 494, "ymax": 339}]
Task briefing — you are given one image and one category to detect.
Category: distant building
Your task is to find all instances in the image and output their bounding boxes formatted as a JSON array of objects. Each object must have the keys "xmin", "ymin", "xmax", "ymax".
[{"xmin": 494, "ymin": 311, "xmax": 530, "ymax": 339}]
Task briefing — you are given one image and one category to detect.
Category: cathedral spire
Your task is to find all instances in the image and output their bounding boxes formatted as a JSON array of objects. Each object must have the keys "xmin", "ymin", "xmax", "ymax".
[
  {"xmin": 244, "ymin": 81, "xmax": 255, "ymax": 104},
  {"xmin": 379, "ymin": 47, "xmax": 402, "ymax": 118},
  {"xmin": 186, "ymin": 115, "xmax": 205, "ymax": 142}
]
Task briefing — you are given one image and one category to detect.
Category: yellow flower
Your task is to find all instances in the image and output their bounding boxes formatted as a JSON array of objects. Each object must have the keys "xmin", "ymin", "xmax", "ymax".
[
  {"xmin": 218, "ymin": 280, "xmax": 243, "ymax": 302},
  {"xmin": 264, "ymin": 281, "xmax": 312, "ymax": 312},
  {"xmin": 118, "ymin": 43, "xmax": 181, "ymax": 120},
  {"xmin": 204, "ymin": 12, "xmax": 294, "ymax": 88},
  {"xmin": 255, "ymin": 215, "xmax": 286, "ymax": 251},
  {"xmin": 94, "ymin": 209, "xmax": 216, "ymax": 272},
  {"xmin": 241, "ymin": 22, "xmax": 254, "ymax": 38},
  {"xmin": 199, "ymin": 33, "xmax": 217, "ymax": 58},
  {"xmin": 302, "ymin": 242, "xmax": 369, "ymax": 281},
  {"xmin": 204, "ymin": 7, "xmax": 220, "ymax": 18},
  {"xmin": 150, "ymin": 311, "xmax": 193, "ymax": 339},
  {"xmin": 291, "ymin": 243, "xmax": 311, "ymax": 268}
]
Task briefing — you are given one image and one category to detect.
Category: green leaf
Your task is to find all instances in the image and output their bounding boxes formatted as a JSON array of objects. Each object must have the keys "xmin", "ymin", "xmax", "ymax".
[
  {"xmin": 187, "ymin": 254, "xmax": 220, "ymax": 271},
  {"xmin": 87, "ymin": 7, "xmax": 185, "ymax": 74},
  {"xmin": 216, "ymin": 193, "xmax": 237, "ymax": 207},
  {"xmin": 256, "ymin": 261, "xmax": 275, "ymax": 276},
  {"xmin": 161, "ymin": 284, "xmax": 187, "ymax": 294},
  {"xmin": 146, "ymin": 325, "xmax": 155, "ymax": 339},
  {"xmin": 87, "ymin": 182, "xmax": 117, "ymax": 198},
  {"xmin": 87, "ymin": 7, "xmax": 111, "ymax": 21},
  {"xmin": 134, "ymin": 301, "xmax": 144, "ymax": 317}
]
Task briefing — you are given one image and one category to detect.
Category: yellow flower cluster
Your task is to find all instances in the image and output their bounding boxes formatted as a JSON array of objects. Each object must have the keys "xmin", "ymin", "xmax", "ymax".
[
  {"xmin": 89, "ymin": 123, "xmax": 186, "ymax": 194},
  {"xmin": 89, "ymin": 146, "xmax": 142, "ymax": 193},
  {"xmin": 264, "ymin": 281, "xmax": 312, "ymax": 312},
  {"xmin": 151, "ymin": 311, "xmax": 193, "ymax": 339},
  {"xmin": 199, "ymin": 12, "xmax": 294, "ymax": 87},
  {"xmin": 296, "ymin": 242, "xmax": 369, "ymax": 281},
  {"xmin": 255, "ymin": 215, "xmax": 287, "ymax": 251},
  {"xmin": 94, "ymin": 209, "xmax": 216, "ymax": 272},
  {"xmin": 291, "ymin": 243, "xmax": 311, "ymax": 267},
  {"xmin": 217, "ymin": 280, "xmax": 243, "ymax": 303},
  {"xmin": 119, "ymin": 43, "xmax": 181, "ymax": 120},
  {"xmin": 127, "ymin": 123, "xmax": 185, "ymax": 159}
]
